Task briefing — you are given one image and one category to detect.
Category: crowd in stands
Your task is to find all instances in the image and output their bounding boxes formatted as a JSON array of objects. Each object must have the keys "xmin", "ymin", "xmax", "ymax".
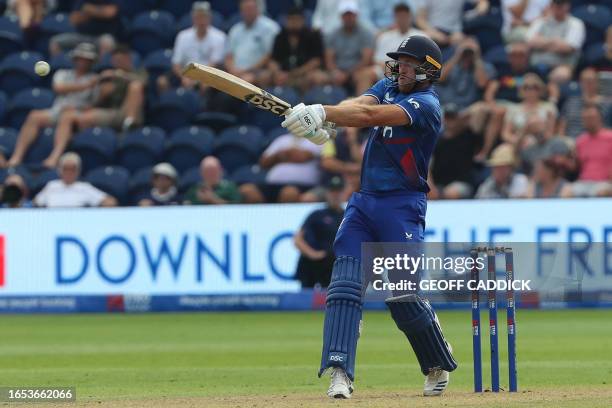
[{"xmin": 0, "ymin": 0, "xmax": 611, "ymax": 209}]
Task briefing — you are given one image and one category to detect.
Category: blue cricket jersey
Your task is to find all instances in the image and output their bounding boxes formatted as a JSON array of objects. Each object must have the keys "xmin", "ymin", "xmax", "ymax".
[{"xmin": 361, "ymin": 78, "xmax": 442, "ymax": 193}]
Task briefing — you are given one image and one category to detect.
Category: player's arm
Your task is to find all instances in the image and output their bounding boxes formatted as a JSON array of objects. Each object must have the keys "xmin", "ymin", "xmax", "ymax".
[{"xmin": 324, "ymin": 103, "xmax": 410, "ymax": 127}]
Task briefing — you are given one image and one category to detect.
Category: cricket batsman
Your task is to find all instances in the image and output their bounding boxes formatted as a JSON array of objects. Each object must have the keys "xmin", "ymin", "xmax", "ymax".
[{"xmin": 281, "ymin": 35, "xmax": 457, "ymax": 398}]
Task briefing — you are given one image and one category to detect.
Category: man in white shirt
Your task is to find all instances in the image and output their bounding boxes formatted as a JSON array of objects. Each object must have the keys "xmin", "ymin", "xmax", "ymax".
[
  {"xmin": 501, "ymin": 0, "xmax": 550, "ymax": 42},
  {"xmin": 158, "ymin": 2, "xmax": 226, "ymax": 92},
  {"xmin": 34, "ymin": 152, "xmax": 117, "ymax": 208},
  {"xmin": 225, "ymin": 0, "xmax": 279, "ymax": 86}
]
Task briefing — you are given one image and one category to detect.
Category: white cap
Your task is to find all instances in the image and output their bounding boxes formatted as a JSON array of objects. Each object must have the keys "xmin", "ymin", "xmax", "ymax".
[
  {"xmin": 338, "ymin": 0, "xmax": 359, "ymax": 15},
  {"xmin": 152, "ymin": 162, "xmax": 178, "ymax": 179}
]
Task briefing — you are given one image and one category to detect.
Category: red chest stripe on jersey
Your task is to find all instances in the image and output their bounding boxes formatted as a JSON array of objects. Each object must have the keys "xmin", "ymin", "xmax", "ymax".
[
  {"xmin": 383, "ymin": 137, "xmax": 415, "ymax": 145},
  {"xmin": 400, "ymin": 149, "xmax": 418, "ymax": 179}
]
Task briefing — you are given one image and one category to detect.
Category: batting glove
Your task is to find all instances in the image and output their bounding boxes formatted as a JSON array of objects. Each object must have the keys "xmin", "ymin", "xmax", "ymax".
[{"xmin": 281, "ymin": 103, "xmax": 326, "ymax": 139}]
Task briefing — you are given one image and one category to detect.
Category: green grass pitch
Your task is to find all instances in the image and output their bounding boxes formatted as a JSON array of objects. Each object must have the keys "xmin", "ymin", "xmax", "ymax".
[{"xmin": 0, "ymin": 309, "xmax": 611, "ymax": 407}]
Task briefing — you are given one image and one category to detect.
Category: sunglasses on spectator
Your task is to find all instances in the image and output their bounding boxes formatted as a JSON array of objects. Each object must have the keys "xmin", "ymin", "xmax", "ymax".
[{"xmin": 523, "ymin": 84, "xmax": 540, "ymax": 90}]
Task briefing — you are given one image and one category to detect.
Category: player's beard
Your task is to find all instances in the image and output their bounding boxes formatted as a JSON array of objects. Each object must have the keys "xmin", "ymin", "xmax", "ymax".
[{"xmin": 397, "ymin": 72, "xmax": 417, "ymax": 93}]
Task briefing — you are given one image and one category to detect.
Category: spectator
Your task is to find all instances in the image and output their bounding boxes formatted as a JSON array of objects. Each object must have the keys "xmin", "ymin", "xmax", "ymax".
[
  {"xmin": 138, "ymin": 163, "xmax": 181, "ymax": 206},
  {"xmin": 429, "ymin": 103, "xmax": 482, "ymax": 199},
  {"xmin": 293, "ymin": 176, "xmax": 345, "ymax": 288},
  {"xmin": 0, "ymin": 174, "xmax": 33, "ymax": 208},
  {"xmin": 519, "ymin": 116, "xmax": 567, "ymax": 174},
  {"xmin": 501, "ymin": 0, "xmax": 550, "ymax": 43},
  {"xmin": 225, "ymin": 0, "xmax": 280, "ymax": 86},
  {"xmin": 437, "ymin": 37, "xmax": 496, "ymax": 110},
  {"xmin": 501, "ymin": 73, "xmax": 557, "ymax": 147},
  {"xmin": 561, "ymin": 105, "xmax": 612, "ymax": 197},
  {"xmin": 183, "ymin": 156, "xmax": 241, "ymax": 205},
  {"xmin": 50, "ymin": 0, "xmax": 124, "ymax": 56},
  {"xmin": 591, "ymin": 26, "xmax": 612, "ymax": 72},
  {"xmin": 526, "ymin": 158, "xmax": 566, "ymax": 198},
  {"xmin": 34, "ymin": 152, "xmax": 117, "ymax": 207},
  {"xmin": 314, "ymin": 0, "xmax": 376, "ymax": 95},
  {"xmin": 42, "ymin": 44, "xmax": 146, "ymax": 168},
  {"xmin": 361, "ymin": 0, "xmax": 414, "ymax": 30},
  {"xmin": 158, "ymin": 2, "xmax": 226, "ymax": 93},
  {"xmin": 475, "ymin": 144, "xmax": 529, "ymax": 199},
  {"xmin": 268, "ymin": 6, "xmax": 324, "ymax": 91},
  {"xmin": 414, "ymin": 0, "xmax": 489, "ymax": 47},
  {"xmin": 240, "ymin": 132, "xmax": 324, "ymax": 203},
  {"xmin": 559, "ymin": 68, "xmax": 612, "ymax": 139},
  {"xmin": 5, "ymin": 0, "xmax": 56, "ymax": 45},
  {"xmin": 5, "ymin": 43, "xmax": 98, "ymax": 168},
  {"xmin": 311, "ymin": 0, "xmax": 373, "ymax": 36},
  {"xmin": 526, "ymin": 0, "xmax": 585, "ymax": 80}
]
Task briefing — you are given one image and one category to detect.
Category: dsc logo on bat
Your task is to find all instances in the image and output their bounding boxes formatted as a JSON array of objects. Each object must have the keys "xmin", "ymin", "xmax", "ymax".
[{"xmin": 245, "ymin": 93, "xmax": 288, "ymax": 115}]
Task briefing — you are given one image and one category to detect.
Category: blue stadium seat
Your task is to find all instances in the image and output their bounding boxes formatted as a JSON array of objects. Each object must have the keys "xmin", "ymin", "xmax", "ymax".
[
  {"xmin": 209, "ymin": 0, "xmax": 239, "ymax": 18},
  {"xmin": 304, "ymin": 85, "xmax": 348, "ymax": 106},
  {"xmin": 222, "ymin": 12, "xmax": 242, "ymax": 32},
  {"xmin": 582, "ymin": 42, "xmax": 605, "ymax": 67},
  {"xmin": 165, "ymin": 126, "xmax": 214, "ymax": 173},
  {"xmin": 128, "ymin": 166, "xmax": 153, "ymax": 204},
  {"xmin": 143, "ymin": 49, "xmax": 173, "ymax": 91},
  {"xmin": 149, "ymin": 88, "xmax": 200, "ymax": 132},
  {"xmin": 0, "ymin": 51, "xmax": 45, "ymax": 95},
  {"xmin": 6, "ymin": 87, "xmax": 54, "ymax": 130},
  {"xmin": 23, "ymin": 127, "xmax": 54, "ymax": 165},
  {"xmin": 0, "ymin": 91, "xmax": 6, "ymax": 125},
  {"xmin": 85, "ymin": 165, "xmax": 130, "ymax": 204},
  {"xmin": 213, "ymin": 125, "xmax": 263, "ymax": 173},
  {"xmin": 0, "ymin": 15, "xmax": 23, "ymax": 56},
  {"xmin": 178, "ymin": 165, "xmax": 202, "ymax": 194},
  {"xmin": 35, "ymin": 13, "xmax": 74, "ymax": 55},
  {"xmin": 484, "ymin": 45, "xmax": 509, "ymax": 71},
  {"xmin": 70, "ymin": 127, "xmax": 117, "ymax": 175},
  {"xmin": 192, "ymin": 111, "xmax": 237, "ymax": 132},
  {"xmin": 94, "ymin": 51, "xmax": 141, "ymax": 72},
  {"xmin": 177, "ymin": 10, "xmax": 225, "ymax": 32},
  {"xmin": 277, "ymin": 9, "xmax": 314, "ymax": 28},
  {"xmin": 0, "ymin": 127, "xmax": 17, "ymax": 157},
  {"xmin": 159, "ymin": 0, "xmax": 195, "ymax": 19},
  {"xmin": 49, "ymin": 52, "xmax": 74, "ymax": 71},
  {"xmin": 263, "ymin": 127, "xmax": 288, "ymax": 149},
  {"xmin": 118, "ymin": 0, "xmax": 157, "ymax": 19},
  {"xmin": 32, "ymin": 168, "xmax": 59, "ymax": 196},
  {"xmin": 0, "ymin": 165, "xmax": 33, "ymax": 189},
  {"xmin": 130, "ymin": 10, "xmax": 176, "ymax": 56},
  {"xmin": 573, "ymin": 5, "xmax": 612, "ymax": 48},
  {"xmin": 0, "ymin": 15, "xmax": 20, "ymax": 35},
  {"xmin": 230, "ymin": 164, "xmax": 267, "ymax": 185},
  {"xmin": 118, "ymin": 126, "xmax": 166, "ymax": 173},
  {"xmin": 462, "ymin": 8, "xmax": 504, "ymax": 53}
]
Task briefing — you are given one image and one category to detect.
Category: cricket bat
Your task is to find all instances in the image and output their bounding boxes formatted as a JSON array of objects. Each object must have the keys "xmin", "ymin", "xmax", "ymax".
[{"xmin": 182, "ymin": 63, "xmax": 336, "ymax": 137}]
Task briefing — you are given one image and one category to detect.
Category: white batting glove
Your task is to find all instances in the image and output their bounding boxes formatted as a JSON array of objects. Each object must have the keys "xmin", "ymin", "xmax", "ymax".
[
  {"xmin": 281, "ymin": 103, "xmax": 326, "ymax": 139},
  {"xmin": 308, "ymin": 127, "xmax": 331, "ymax": 145}
]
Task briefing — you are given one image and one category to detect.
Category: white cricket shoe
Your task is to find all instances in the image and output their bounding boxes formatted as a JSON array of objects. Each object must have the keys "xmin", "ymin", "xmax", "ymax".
[
  {"xmin": 423, "ymin": 368, "xmax": 450, "ymax": 396},
  {"xmin": 327, "ymin": 367, "xmax": 353, "ymax": 399}
]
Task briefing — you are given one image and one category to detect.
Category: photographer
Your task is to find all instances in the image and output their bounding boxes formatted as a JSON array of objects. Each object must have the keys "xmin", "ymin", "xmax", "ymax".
[{"xmin": 1, "ymin": 174, "xmax": 33, "ymax": 209}]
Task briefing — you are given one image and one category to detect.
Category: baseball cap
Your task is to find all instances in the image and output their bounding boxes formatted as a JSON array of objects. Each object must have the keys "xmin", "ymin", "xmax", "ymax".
[
  {"xmin": 326, "ymin": 176, "xmax": 345, "ymax": 191},
  {"xmin": 152, "ymin": 162, "xmax": 178, "ymax": 179},
  {"xmin": 70, "ymin": 43, "xmax": 97, "ymax": 60},
  {"xmin": 487, "ymin": 144, "xmax": 516, "ymax": 167},
  {"xmin": 338, "ymin": 0, "xmax": 359, "ymax": 15},
  {"xmin": 192, "ymin": 1, "xmax": 211, "ymax": 13}
]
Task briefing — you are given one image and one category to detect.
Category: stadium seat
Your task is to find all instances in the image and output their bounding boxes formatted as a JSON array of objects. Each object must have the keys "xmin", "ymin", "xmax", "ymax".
[
  {"xmin": 6, "ymin": 87, "xmax": 54, "ymax": 130},
  {"xmin": 230, "ymin": 164, "xmax": 267, "ymax": 185},
  {"xmin": 0, "ymin": 127, "xmax": 17, "ymax": 157},
  {"xmin": 49, "ymin": 52, "xmax": 73, "ymax": 71},
  {"xmin": 118, "ymin": 0, "xmax": 157, "ymax": 19},
  {"xmin": 582, "ymin": 42, "xmax": 604, "ymax": 67},
  {"xmin": 0, "ymin": 51, "xmax": 45, "ymax": 96},
  {"xmin": 304, "ymin": 85, "xmax": 348, "ymax": 106},
  {"xmin": 143, "ymin": 49, "xmax": 173, "ymax": 92},
  {"xmin": 0, "ymin": 15, "xmax": 23, "ymax": 56},
  {"xmin": 70, "ymin": 127, "xmax": 118, "ymax": 175},
  {"xmin": 0, "ymin": 91, "xmax": 6, "ymax": 125},
  {"xmin": 277, "ymin": 9, "xmax": 314, "ymax": 27},
  {"xmin": 85, "ymin": 165, "xmax": 130, "ymax": 204},
  {"xmin": 128, "ymin": 166, "xmax": 153, "ymax": 204},
  {"xmin": 94, "ymin": 51, "xmax": 141, "ymax": 72},
  {"xmin": 462, "ymin": 8, "xmax": 504, "ymax": 53},
  {"xmin": 130, "ymin": 10, "xmax": 176, "ymax": 56},
  {"xmin": 177, "ymin": 10, "xmax": 225, "ymax": 32},
  {"xmin": 178, "ymin": 165, "xmax": 201, "ymax": 194},
  {"xmin": 159, "ymin": 0, "xmax": 196, "ymax": 19},
  {"xmin": 573, "ymin": 5, "xmax": 612, "ymax": 49},
  {"xmin": 208, "ymin": 0, "xmax": 240, "ymax": 18},
  {"xmin": 192, "ymin": 111, "xmax": 237, "ymax": 132},
  {"xmin": 165, "ymin": 126, "xmax": 214, "ymax": 173},
  {"xmin": 23, "ymin": 127, "xmax": 54, "ymax": 166},
  {"xmin": 213, "ymin": 125, "xmax": 264, "ymax": 174},
  {"xmin": 0, "ymin": 165, "xmax": 33, "ymax": 189},
  {"xmin": 0, "ymin": 15, "xmax": 20, "ymax": 35},
  {"xmin": 31, "ymin": 168, "xmax": 59, "ymax": 196},
  {"xmin": 222, "ymin": 12, "xmax": 242, "ymax": 32},
  {"xmin": 35, "ymin": 13, "xmax": 74, "ymax": 55},
  {"xmin": 263, "ymin": 127, "xmax": 288, "ymax": 149},
  {"xmin": 149, "ymin": 88, "xmax": 200, "ymax": 132},
  {"xmin": 117, "ymin": 126, "xmax": 166, "ymax": 173}
]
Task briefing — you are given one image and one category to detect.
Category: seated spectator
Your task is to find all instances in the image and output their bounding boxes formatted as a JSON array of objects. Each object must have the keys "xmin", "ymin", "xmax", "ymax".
[
  {"xmin": 559, "ymin": 68, "xmax": 612, "ymax": 139},
  {"xmin": 475, "ymin": 144, "xmax": 529, "ymax": 199},
  {"xmin": 414, "ymin": 0, "xmax": 488, "ymax": 47},
  {"xmin": 158, "ymin": 1, "xmax": 226, "ymax": 93},
  {"xmin": 34, "ymin": 152, "xmax": 117, "ymax": 207},
  {"xmin": 6, "ymin": 43, "xmax": 98, "ymax": 168},
  {"xmin": 526, "ymin": 0, "xmax": 585, "ymax": 81},
  {"xmin": 225, "ymin": 0, "xmax": 280, "ymax": 86},
  {"xmin": 293, "ymin": 176, "xmax": 345, "ymax": 288},
  {"xmin": 591, "ymin": 26, "xmax": 612, "ymax": 72},
  {"xmin": 429, "ymin": 103, "xmax": 482, "ymax": 199},
  {"xmin": 50, "ymin": 0, "xmax": 125, "ymax": 56},
  {"xmin": 361, "ymin": 0, "xmax": 414, "ymax": 30},
  {"xmin": 138, "ymin": 163, "xmax": 181, "ymax": 206},
  {"xmin": 437, "ymin": 37, "xmax": 496, "ymax": 111},
  {"xmin": 311, "ymin": 0, "xmax": 373, "ymax": 36},
  {"xmin": 501, "ymin": 73, "xmax": 557, "ymax": 147},
  {"xmin": 519, "ymin": 117, "xmax": 568, "ymax": 174},
  {"xmin": 526, "ymin": 158, "xmax": 566, "ymax": 198},
  {"xmin": 0, "ymin": 173, "xmax": 33, "ymax": 208},
  {"xmin": 369, "ymin": 3, "xmax": 425, "ymax": 82},
  {"xmin": 501, "ymin": 0, "xmax": 550, "ymax": 43},
  {"xmin": 42, "ymin": 44, "xmax": 146, "ymax": 168},
  {"xmin": 312, "ymin": 0, "xmax": 376, "ymax": 95},
  {"xmin": 268, "ymin": 6, "xmax": 324, "ymax": 91},
  {"xmin": 183, "ymin": 156, "xmax": 241, "ymax": 205},
  {"xmin": 5, "ymin": 0, "xmax": 56, "ymax": 45},
  {"xmin": 240, "ymin": 132, "xmax": 324, "ymax": 203},
  {"xmin": 561, "ymin": 105, "xmax": 612, "ymax": 197}
]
